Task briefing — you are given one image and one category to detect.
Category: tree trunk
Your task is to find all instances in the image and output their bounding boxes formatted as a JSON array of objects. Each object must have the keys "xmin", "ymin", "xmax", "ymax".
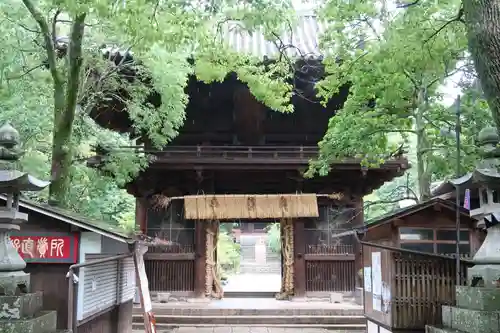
[
  {"xmin": 415, "ymin": 89, "xmax": 431, "ymax": 202},
  {"xmin": 463, "ymin": 1, "xmax": 500, "ymax": 134},
  {"xmin": 49, "ymin": 14, "xmax": 86, "ymax": 206}
]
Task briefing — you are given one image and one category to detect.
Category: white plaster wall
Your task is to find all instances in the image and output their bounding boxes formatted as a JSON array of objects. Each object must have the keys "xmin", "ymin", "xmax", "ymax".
[
  {"xmin": 100, "ymin": 235, "xmax": 129, "ymax": 254},
  {"xmin": 76, "ymin": 232, "xmax": 102, "ymax": 321}
]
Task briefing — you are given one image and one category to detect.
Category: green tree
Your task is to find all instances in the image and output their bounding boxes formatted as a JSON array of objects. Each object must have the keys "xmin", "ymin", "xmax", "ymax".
[
  {"xmin": 1, "ymin": 0, "xmax": 296, "ymax": 208},
  {"xmin": 265, "ymin": 223, "xmax": 281, "ymax": 254},
  {"xmin": 307, "ymin": 0, "xmax": 491, "ymax": 201},
  {"xmin": 396, "ymin": 1, "xmax": 500, "ymax": 151}
]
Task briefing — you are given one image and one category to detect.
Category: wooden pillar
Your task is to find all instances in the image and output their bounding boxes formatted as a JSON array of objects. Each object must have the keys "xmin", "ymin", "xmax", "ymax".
[
  {"xmin": 293, "ymin": 219, "xmax": 306, "ymax": 297},
  {"xmin": 135, "ymin": 197, "xmax": 148, "ymax": 234},
  {"xmin": 353, "ymin": 196, "xmax": 364, "ymax": 288},
  {"xmin": 194, "ymin": 221, "xmax": 207, "ymax": 298}
]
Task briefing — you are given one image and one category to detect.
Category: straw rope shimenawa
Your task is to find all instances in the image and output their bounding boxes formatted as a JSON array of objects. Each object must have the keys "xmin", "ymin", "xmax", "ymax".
[
  {"xmin": 151, "ymin": 193, "xmax": 345, "ymax": 218},
  {"xmin": 276, "ymin": 218, "xmax": 294, "ymax": 300},
  {"xmin": 149, "ymin": 192, "xmax": 344, "ymax": 300}
]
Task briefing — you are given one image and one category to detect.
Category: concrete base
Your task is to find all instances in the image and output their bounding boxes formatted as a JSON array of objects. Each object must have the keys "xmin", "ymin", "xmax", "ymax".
[
  {"xmin": 456, "ymin": 286, "xmax": 500, "ymax": 311},
  {"xmin": 354, "ymin": 287, "xmax": 364, "ymax": 305},
  {"xmin": 0, "ymin": 270, "xmax": 30, "ymax": 296},
  {"xmin": 441, "ymin": 305, "xmax": 500, "ymax": 333},
  {"xmin": 0, "ymin": 291, "xmax": 43, "ymax": 319},
  {"xmin": 0, "ymin": 310, "xmax": 57, "ymax": 333}
]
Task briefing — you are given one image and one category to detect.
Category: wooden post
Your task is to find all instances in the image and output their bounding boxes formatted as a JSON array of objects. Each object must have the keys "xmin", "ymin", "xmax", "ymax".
[
  {"xmin": 135, "ymin": 197, "xmax": 148, "ymax": 234},
  {"xmin": 293, "ymin": 219, "xmax": 306, "ymax": 297},
  {"xmin": 134, "ymin": 244, "xmax": 156, "ymax": 333},
  {"xmin": 353, "ymin": 196, "xmax": 364, "ymax": 288},
  {"xmin": 194, "ymin": 221, "xmax": 207, "ymax": 298}
]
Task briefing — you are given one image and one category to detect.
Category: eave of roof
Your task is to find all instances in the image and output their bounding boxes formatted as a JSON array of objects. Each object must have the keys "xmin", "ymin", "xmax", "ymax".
[
  {"xmin": 0, "ymin": 195, "xmax": 134, "ymax": 244},
  {"xmin": 365, "ymin": 197, "xmax": 472, "ymax": 230}
]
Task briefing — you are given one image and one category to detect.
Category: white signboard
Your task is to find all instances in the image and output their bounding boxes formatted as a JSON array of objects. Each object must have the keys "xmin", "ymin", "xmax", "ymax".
[
  {"xmin": 364, "ymin": 266, "xmax": 372, "ymax": 292},
  {"xmin": 367, "ymin": 320, "xmax": 379, "ymax": 333},
  {"xmin": 382, "ymin": 282, "xmax": 391, "ymax": 313},
  {"xmin": 372, "ymin": 252, "xmax": 382, "ymax": 311}
]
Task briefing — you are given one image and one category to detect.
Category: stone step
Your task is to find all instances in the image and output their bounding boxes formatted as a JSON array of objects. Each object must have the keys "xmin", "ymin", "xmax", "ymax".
[
  {"xmin": 133, "ymin": 314, "xmax": 366, "ymax": 326},
  {"xmin": 442, "ymin": 305, "xmax": 500, "ymax": 333},
  {"xmin": 426, "ymin": 325, "xmax": 464, "ymax": 333},
  {"xmin": 0, "ymin": 292, "xmax": 44, "ymax": 319},
  {"xmin": 132, "ymin": 323, "xmax": 367, "ymax": 332},
  {"xmin": 239, "ymin": 264, "xmax": 281, "ymax": 274},
  {"xmin": 223, "ymin": 291, "xmax": 276, "ymax": 298},
  {"xmin": 0, "ymin": 310, "xmax": 57, "ymax": 333},
  {"xmin": 133, "ymin": 307, "xmax": 363, "ymax": 317},
  {"xmin": 456, "ymin": 286, "xmax": 500, "ymax": 311}
]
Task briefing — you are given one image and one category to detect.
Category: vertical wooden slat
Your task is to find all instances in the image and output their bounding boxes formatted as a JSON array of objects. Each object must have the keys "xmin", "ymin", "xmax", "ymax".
[
  {"xmin": 294, "ymin": 219, "xmax": 306, "ymax": 297},
  {"xmin": 305, "ymin": 259, "xmax": 356, "ymax": 292},
  {"xmin": 145, "ymin": 260, "xmax": 195, "ymax": 292}
]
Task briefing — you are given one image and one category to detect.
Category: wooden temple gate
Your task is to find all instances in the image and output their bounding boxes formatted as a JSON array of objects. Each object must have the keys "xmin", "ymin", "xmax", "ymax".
[{"xmin": 142, "ymin": 193, "xmax": 358, "ymax": 298}]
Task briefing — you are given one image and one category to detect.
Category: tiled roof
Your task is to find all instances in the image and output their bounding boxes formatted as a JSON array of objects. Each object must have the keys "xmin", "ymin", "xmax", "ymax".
[
  {"xmin": 220, "ymin": 13, "xmax": 324, "ymax": 58},
  {"xmin": 57, "ymin": 13, "xmax": 324, "ymax": 60}
]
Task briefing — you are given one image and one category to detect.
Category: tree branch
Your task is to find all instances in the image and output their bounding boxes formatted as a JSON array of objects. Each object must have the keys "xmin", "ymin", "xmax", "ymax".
[
  {"xmin": 396, "ymin": 1, "xmax": 420, "ymax": 9},
  {"xmin": 424, "ymin": 6, "xmax": 464, "ymax": 44},
  {"xmin": 21, "ymin": 0, "xmax": 61, "ymax": 85},
  {"xmin": 6, "ymin": 63, "xmax": 45, "ymax": 80},
  {"xmin": 366, "ymin": 128, "xmax": 416, "ymax": 136},
  {"xmin": 4, "ymin": 15, "xmax": 40, "ymax": 33},
  {"xmin": 52, "ymin": 9, "xmax": 61, "ymax": 45}
]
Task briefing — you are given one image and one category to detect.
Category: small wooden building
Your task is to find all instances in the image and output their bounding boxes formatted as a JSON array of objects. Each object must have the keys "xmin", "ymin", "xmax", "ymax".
[
  {"xmin": 361, "ymin": 197, "xmax": 480, "ymax": 333},
  {"xmin": 2, "ymin": 196, "xmax": 137, "ymax": 332}
]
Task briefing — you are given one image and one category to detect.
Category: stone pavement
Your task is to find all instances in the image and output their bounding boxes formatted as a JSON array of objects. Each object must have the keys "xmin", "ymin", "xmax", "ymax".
[
  {"xmin": 134, "ymin": 327, "xmax": 347, "ymax": 333},
  {"xmin": 223, "ymin": 273, "xmax": 281, "ymax": 293}
]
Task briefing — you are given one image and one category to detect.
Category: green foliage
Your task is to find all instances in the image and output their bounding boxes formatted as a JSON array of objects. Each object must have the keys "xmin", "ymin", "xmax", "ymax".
[
  {"xmin": 217, "ymin": 231, "xmax": 240, "ymax": 276},
  {"xmin": 265, "ymin": 223, "xmax": 281, "ymax": 254},
  {"xmin": 308, "ymin": 0, "xmax": 492, "ymax": 201},
  {"xmin": 0, "ymin": 1, "xmax": 297, "ymax": 225}
]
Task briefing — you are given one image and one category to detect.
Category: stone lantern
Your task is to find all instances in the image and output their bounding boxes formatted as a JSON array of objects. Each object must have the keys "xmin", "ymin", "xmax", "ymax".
[
  {"xmin": 426, "ymin": 127, "xmax": 500, "ymax": 333},
  {"xmin": 0, "ymin": 122, "xmax": 50, "ymax": 296},
  {"xmin": 439, "ymin": 126, "xmax": 500, "ymax": 287}
]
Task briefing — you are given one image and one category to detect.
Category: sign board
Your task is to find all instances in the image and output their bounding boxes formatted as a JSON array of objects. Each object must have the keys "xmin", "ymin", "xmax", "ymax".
[
  {"xmin": 134, "ymin": 243, "xmax": 156, "ymax": 333},
  {"xmin": 10, "ymin": 232, "xmax": 79, "ymax": 263}
]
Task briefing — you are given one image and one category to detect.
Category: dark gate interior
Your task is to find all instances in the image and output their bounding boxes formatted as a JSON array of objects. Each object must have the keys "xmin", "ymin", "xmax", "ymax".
[
  {"xmin": 303, "ymin": 204, "xmax": 356, "ymax": 293},
  {"xmin": 145, "ymin": 200, "xmax": 195, "ymax": 293}
]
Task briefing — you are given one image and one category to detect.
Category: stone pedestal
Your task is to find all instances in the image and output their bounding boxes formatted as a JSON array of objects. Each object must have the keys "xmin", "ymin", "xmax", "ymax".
[
  {"xmin": 0, "ymin": 291, "xmax": 58, "ymax": 333},
  {"xmin": 0, "ymin": 206, "xmax": 59, "ymax": 332},
  {"xmin": 426, "ymin": 286, "xmax": 500, "ymax": 333}
]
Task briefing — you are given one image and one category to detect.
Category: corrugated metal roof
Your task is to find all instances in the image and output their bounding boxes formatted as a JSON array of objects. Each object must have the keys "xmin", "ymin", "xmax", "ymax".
[{"xmin": 221, "ymin": 14, "xmax": 325, "ymax": 58}]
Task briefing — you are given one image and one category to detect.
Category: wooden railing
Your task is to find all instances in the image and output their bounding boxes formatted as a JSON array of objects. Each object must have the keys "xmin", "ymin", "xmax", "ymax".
[
  {"xmin": 305, "ymin": 259, "xmax": 356, "ymax": 292},
  {"xmin": 147, "ymin": 145, "xmax": 319, "ymax": 161}
]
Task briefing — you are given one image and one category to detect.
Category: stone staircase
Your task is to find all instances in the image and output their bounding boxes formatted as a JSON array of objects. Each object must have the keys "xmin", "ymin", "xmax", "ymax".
[
  {"xmin": 0, "ymin": 291, "xmax": 62, "ymax": 333},
  {"xmin": 132, "ymin": 301, "xmax": 366, "ymax": 331},
  {"xmin": 426, "ymin": 286, "xmax": 500, "ymax": 333},
  {"xmin": 239, "ymin": 235, "xmax": 281, "ymax": 274}
]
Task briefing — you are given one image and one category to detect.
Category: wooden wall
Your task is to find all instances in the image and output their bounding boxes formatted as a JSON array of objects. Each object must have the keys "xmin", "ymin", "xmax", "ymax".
[{"xmin": 18, "ymin": 209, "xmax": 74, "ymax": 329}]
